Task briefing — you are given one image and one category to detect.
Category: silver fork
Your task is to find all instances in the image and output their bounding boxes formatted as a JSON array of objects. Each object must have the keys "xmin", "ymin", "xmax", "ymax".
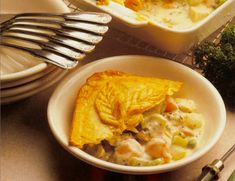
[
  {"xmin": 0, "ymin": 12, "xmax": 112, "ymax": 69},
  {"xmin": 15, "ymin": 12, "xmax": 112, "ymax": 24},
  {"xmin": 3, "ymin": 28, "xmax": 96, "ymax": 52}
]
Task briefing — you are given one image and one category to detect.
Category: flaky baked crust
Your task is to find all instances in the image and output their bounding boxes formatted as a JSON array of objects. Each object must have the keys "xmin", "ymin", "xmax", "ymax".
[{"xmin": 69, "ymin": 70, "xmax": 182, "ymax": 148}]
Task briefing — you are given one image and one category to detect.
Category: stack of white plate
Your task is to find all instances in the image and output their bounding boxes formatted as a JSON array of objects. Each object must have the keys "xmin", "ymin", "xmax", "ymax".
[{"xmin": 0, "ymin": 46, "xmax": 67, "ymax": 105}]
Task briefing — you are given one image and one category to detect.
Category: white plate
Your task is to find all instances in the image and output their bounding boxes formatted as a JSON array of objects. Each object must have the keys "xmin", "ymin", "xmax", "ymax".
[
  {"xmin": 1, "ymin": 68, "xmax": 65, "ymax": 97},
  {"xmin": 1, "ymin": 0, "xmax": 70, "ymax": 14},
  {"xmin": 47, "ymin": 55, "xmax": 226, "ymax": 174},
  {"xmin": 0, "ymin": 0, "xmax": 70, "ymax": 82},
  {"xmin": 1, "ymin": 69, "xmax": 67, "ymax": 104},
  {"xmin": 0, "ymin": 46, "xmax": 48, "ymax": 83},
  {"xmin": 1, "ymin": 66, "xmax": 56, "ymax": 89}
]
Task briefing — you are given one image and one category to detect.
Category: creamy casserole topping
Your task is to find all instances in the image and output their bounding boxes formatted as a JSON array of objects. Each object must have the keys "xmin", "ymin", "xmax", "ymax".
[{"xmin": 97, "ymin": 0, "xmax": 226, "ymax": 29}]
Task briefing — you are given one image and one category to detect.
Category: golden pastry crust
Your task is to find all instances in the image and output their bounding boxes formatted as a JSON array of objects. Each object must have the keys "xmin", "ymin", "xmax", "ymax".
[
  {"xmin": 96, "ymin": 0, "xmax": 142, "ymax": 11},
  {"xmin": 69, "ymin": 70, "xmax": 182, "ymax": 148},
  {"xmin": 96, "ymin": 0, "xmax": 109, "ymax": 5},
  {"xmin": 124, "ymin": 0, "xmax": 143, "ymax": 11}
]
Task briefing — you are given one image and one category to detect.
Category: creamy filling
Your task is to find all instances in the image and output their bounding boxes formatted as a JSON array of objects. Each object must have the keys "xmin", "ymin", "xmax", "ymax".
[{"xmin": 83, "ymin": 97, "xmax": 204, "ymax": 166}]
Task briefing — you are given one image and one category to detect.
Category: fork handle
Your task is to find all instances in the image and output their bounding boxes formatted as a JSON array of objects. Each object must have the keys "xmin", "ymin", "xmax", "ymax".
[
  {"xmin": 64, "ymin": 13, "xmax": 112, "ymax": 24},
  {"xmin": 0, "ymin": 41, "xmax": 77, "ymax": 69},
  {"xmin": 13, "ymin": 12, "xmax": 112, "ymax": 24}
]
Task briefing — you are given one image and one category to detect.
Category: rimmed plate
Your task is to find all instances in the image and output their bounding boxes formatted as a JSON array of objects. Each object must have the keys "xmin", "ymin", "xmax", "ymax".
[
  {"xmin": 1, "ymin": 68, "xmax": 65, "ymax": 97},
  {"xmin": 0, "ymin": 0, "xmax": 71, "ymax": 82},
  {"xmin": 47, "ymin": 55, "xmax": 226, "ymax": 174},
  {"xmin": 1, "ymin": 65, "xmax": 56, "ymax": 89},
  {"xmin": 1, "ymin": 69, "xmax": 67, "ymax": 104},
  {"xmin": 0, "ymin": 46, "xmax": 48, "ymax": 83}
]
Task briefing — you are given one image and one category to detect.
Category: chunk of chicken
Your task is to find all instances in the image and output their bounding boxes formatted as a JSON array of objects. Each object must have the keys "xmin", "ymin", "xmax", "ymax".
[
  {"xmin": 180, "ymin": 127, "xmax": 194, "ymax": 136},
  {"xmin": 124, "ymin": 0, "xmax": 142, "ymax": 11},
  {"xmin": 96, "ymin": 0, "xmax": 109, "ymax": 5},
  {"xmin": 204, "ymin": 0, "xmax": 217, "ymax": 7},
  {"xmin": 187, "ymin": 0, "xmax": 204, "ymax": 6},
  {"xmin": 189, "ymin": 4, "xmax": 212, "ymax": 22},
  {"xmin": 175, "ymin": 98, "xmax": 196, "ymax": 113},
  {"xmin": 114, "ymin": 138, "xmax": 144, "ymax": 164},
  {"xmin": 183, "ymin": 113, "xmax": 203, "ymax": 129},
  {"xmin": 145, "ymin": 138, "xmax": 172, "ymax": 162}
]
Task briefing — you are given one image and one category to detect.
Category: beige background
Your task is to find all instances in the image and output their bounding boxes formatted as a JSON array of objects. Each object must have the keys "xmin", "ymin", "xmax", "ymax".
[
  {"xmin": 1, "ymin": 37, "xmax": 235, "ymax": 181},
  {"xmin": 1, "ymin": 0, "xmax": 235, "ymax": 180}
]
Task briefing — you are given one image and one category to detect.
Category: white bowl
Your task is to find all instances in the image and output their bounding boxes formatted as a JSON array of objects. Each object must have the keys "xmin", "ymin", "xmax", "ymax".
[{"xmin": 47, "ymin": 55, "xmax": 226, "ymax": 174}]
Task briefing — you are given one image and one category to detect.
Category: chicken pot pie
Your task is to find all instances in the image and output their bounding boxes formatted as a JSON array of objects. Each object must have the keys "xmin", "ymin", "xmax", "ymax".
[{"xmin": 69, "ymin": 70, "xmax": 204, "ymax": 166}]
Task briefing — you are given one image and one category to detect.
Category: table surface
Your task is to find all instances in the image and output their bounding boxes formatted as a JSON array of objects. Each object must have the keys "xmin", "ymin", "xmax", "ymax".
[
  {"xmin": 1, "ymin": 35, "xmax": 235, "ymax": 181},
  {"xmin": 1, "ymin": 0, "xmax": 235, "ymax": 179}
]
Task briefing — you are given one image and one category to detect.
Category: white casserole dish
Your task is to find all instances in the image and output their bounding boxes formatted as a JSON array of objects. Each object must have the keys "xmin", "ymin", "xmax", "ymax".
[{"xmin": 69, "ymin": 0, "xmax": 235, "ymax": 53}]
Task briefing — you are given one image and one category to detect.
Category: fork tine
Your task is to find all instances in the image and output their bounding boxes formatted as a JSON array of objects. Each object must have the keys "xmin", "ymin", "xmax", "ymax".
[{"xmin": 0, "ymin": 41, "xmax": 78, "ymax": 69}]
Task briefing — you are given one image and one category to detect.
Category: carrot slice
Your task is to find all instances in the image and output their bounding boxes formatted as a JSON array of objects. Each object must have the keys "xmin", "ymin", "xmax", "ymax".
[{"xmin": 165, "ymin": 96, "xmax": 178, "ymax": 112}]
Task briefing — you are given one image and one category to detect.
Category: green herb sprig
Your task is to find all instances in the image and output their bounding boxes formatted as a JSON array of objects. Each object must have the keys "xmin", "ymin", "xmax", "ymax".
[{"xmin": 194, "ymin": 23, "xmax": 235, "ymax": 108}]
